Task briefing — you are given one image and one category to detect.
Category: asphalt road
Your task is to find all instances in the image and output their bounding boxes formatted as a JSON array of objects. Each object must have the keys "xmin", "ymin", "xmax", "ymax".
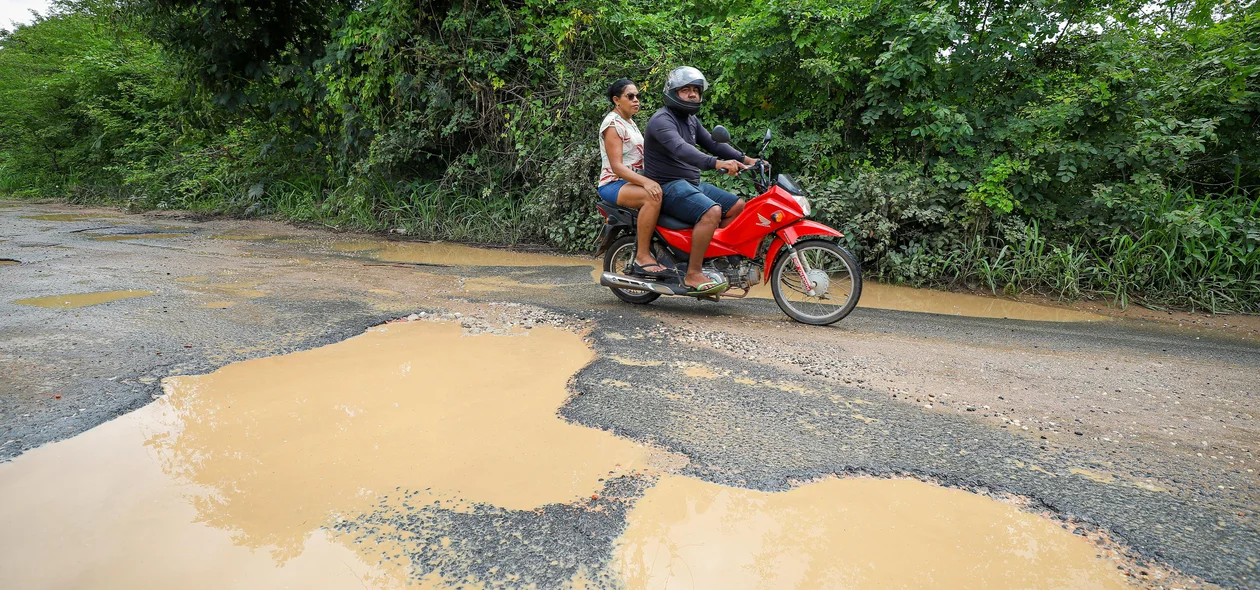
[{"xmin": 1, "ymin": 201, "xmax": 1257, "ymax": 588}]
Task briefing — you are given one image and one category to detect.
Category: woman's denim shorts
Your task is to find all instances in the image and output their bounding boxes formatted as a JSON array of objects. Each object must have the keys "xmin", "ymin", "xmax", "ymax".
[{"xmin": 598, "ymin": 180, "xmax": 628, "ymax": 204}]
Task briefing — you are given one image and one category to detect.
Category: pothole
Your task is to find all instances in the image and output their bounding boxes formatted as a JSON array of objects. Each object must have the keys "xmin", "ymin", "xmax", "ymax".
[
  {"xmin": 152, "ymin": 320, "xmax": 660, "ymax": 525},
  {"xmin": 744, "ymin": 282, "xmax": 1105, "ymax": 322},
  {"xmin": 89, "ymin": 232, "xmax": 191, "ymax": 241},
  {"xmin": 614, "ymin": 475, "xmax": 1133, "ymax": 589},
  {"xmin": 328, "ymin": 239, "xmax": 597, "ymax": 270},
  {"xmin": 320, "ymin": 237, "xmax": 1101, "ymax": 322},
  {"xmin": 12, "ymin": 290, "xmax": 155, "ymax": 308},
  {"xmin": 176, "ymin": 276, "xmax": 268, "ymax": 299},
  {"xmin": 22, "ymin": 213, "xmax": 120, "ymax": 221}
]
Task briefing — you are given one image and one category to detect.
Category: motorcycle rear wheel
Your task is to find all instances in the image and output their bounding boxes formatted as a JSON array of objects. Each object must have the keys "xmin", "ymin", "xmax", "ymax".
[
  {"xmin": 770, "ymin": 239, "xmax": 862, "ymax": 325},
  {"xmin": 604, "ymin": 235, "xmax": 662, "ymax": 304}
]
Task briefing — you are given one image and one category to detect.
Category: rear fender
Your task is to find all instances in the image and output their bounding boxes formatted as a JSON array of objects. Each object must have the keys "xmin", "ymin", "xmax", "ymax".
[
  {"xmin": 597, "ymin": 203, "xmax": 636, "ymax": 226},
  {"xmin": 594, "ymin": 203, "xmax": 634, "ymax": 256},
  {"xmin": 595, "ymin": 223, "xmax": 623, "ymax": 256},
  {"xmin": 763, "ymin": 220, "xmax": 844, "ymax": 276}
]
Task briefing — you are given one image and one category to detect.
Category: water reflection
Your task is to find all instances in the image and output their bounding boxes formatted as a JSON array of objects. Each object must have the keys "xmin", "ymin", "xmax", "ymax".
[
  {"xmin": 615, "ymin": 475, "xmax": 1130, "ymax": 589},
  {"xmin": 146, "ymin": 321, "xmax": 657, "ymax": 559}
]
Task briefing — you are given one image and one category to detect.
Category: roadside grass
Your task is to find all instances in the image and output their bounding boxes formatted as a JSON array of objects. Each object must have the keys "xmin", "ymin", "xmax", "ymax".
[
  {"xmin": 264, "ymin": 178, "xmax": 532, "ymax": 244},
  {"xmin": 938, "ymin": 186, "xmax": 1259, "ymax": 313}
]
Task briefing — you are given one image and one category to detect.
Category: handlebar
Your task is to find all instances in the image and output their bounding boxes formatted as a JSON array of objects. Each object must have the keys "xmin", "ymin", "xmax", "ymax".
[
  {"xmin": 733, "ymin": 160, "xmax": 772, "ymax": 193},
  {"xmin": 709, "ymin": 125, "xmax": 773, "ymax": 191},
  {"xmin": 729, "ymin": 160, "xmax": 767, "ymax": 174}
]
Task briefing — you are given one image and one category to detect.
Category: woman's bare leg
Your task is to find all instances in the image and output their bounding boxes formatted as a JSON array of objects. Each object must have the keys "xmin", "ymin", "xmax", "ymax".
[{"xmin": 616, "ymin": 185, "xmax": 664, "ymax": 270}]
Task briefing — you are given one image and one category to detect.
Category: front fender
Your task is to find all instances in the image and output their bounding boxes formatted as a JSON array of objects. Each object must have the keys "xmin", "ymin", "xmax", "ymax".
[{"xmin": 763, "ymin": 220, "xmax": 844, "ymax": 277}]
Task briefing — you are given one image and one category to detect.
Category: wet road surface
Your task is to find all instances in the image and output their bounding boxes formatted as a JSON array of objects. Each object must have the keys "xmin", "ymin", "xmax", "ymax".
[{"xmin": 1, "ymin": 201, "xmax": 1257, "ymax": 588}]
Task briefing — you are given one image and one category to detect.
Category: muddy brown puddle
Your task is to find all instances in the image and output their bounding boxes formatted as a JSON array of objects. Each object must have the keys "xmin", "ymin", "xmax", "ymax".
[
  {"xmin": 90, "ymin": 232, "xmax": 191, "ymax": 241},
  {"xmin": 176, "ymin": 275, "xmax": 269, "ymax": 301},
  {"xmin": 0, "ymin": 318, "xmax": 1140, "ymax": 588},
  {"xmin": 12, "ymin": 289, "xmax": 155, "ymax": 308},
  {"xmin": 308, "ymin": 237, "xmax": 1103, "ymax": 322},
  {"xmin": 221, "ymin": 232, "xmax": 1095, "ymax": 323},
  {"xmin": 328, "ymin": 239, "xmax": 597, "ymax": 269},
  {"xmin": 616, "ymin": 475, "xmax": 1129, "ymax": 589},
  {"xmin": 22, "ymin": 213, "xmax": 121, "ymax": 222}
]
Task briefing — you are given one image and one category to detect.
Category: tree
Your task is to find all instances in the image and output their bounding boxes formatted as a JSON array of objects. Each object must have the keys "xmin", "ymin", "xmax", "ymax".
[{"xmin": 125, "ymin": 0, "xmax": 354, "ymax": 108}]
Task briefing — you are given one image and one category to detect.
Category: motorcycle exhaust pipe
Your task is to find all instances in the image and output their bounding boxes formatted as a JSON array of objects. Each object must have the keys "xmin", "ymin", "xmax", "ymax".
[{"xmin": 600, "ymin": 272, "xmax": 677, "ymax": 295}]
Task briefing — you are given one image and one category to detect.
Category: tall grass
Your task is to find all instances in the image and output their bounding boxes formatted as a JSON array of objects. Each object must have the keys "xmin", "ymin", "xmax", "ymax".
[
  {"xmin": 263, "ymin": 177, "xmax": 533, "ymax": 245},
  {"xmin": 945, "ymin": 186, "xmax": 1259, "ymax": 313},
  {"xmin": 0, "ymin": 163, "xmax": 23, "ymax": 194},
  {"xmin": 1117, "ymin": 183, "xmax": 1260, "ymax": 312}
]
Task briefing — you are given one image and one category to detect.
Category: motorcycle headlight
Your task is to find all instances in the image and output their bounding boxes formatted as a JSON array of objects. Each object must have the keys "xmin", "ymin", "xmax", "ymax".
[{"xmin": 794, "ymin": 196, "xmax": 811, "ymax": 216}]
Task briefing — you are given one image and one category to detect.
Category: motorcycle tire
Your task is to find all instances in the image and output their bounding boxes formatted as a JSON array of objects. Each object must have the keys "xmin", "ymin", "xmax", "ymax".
[
  {"xmin": 770, "ymin": 239, "xmax": 862, "ymax": 325},
  {"xmin": 604, "ymin": 234, "xmax": 662, "ymax": 305}
]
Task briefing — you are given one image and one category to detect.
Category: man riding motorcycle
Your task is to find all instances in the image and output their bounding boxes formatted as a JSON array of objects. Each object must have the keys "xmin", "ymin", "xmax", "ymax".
[{"xmin": 642, "ymin": 66, "xmax": 765, "ymax": 295}]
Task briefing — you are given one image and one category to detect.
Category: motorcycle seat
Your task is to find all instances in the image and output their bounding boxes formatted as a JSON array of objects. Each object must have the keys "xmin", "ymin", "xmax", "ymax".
[
  {"xmin": 607, "ymin": 204, "xmax": 693, "ymax": 230},
  {"xmin": 656, "ymin": 214, "xmax": 693, "ymax": 230}
]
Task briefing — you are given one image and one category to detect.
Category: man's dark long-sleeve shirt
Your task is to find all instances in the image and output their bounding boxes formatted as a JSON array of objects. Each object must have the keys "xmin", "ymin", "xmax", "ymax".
[{"xmin": 643, "ymin": 107, "xmax": 744, "ymax": 184}]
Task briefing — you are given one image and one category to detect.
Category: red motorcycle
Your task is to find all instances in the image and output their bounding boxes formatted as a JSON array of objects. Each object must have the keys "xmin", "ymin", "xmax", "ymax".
[{"xmin": 595, "ymin": 127, "xmax": 862, "ymax": 325}]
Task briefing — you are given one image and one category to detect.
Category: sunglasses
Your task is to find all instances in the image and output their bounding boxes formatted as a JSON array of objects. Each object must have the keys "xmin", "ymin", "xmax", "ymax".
[{"xmin": 622, "ymin": 92, "xmax": 639, "ymax": 101}]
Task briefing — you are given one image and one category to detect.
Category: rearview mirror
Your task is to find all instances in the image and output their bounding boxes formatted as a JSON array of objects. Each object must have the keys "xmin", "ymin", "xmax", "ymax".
[
  {"xmin": 763, "ymin": 129, "xmax": 772, "ymax": 143},
  {"xmin": 711, "ymin": 125, "xmax": 731, "ymax": 143}
]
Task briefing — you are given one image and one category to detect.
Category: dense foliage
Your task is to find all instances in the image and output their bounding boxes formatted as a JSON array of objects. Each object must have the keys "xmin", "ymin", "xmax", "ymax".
[{"xmin": 1, "ymin": 0, "xmax": 1257, "ymax": 311}]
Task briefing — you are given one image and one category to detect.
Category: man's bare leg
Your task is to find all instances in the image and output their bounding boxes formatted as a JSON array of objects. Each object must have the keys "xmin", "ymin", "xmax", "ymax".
[
  {"xmin": 685, "ymin": 206, "xmax": 722, "ymax": 289},
  {"xmin": 719, "ymin": 199, "xmax": 745, "ymax": 228}
]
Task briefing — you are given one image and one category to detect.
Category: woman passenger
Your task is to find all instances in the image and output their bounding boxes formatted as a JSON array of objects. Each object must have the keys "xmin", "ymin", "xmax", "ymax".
[{"xmin": 598, "ymin": 78, "xmax": 668, "ymax": 277}]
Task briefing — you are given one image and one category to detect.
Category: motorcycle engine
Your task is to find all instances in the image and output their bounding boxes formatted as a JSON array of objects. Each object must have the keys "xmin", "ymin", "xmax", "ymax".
[{"xmin": 710, "ymin": 257, "xmax": 760, "ymax": 289}]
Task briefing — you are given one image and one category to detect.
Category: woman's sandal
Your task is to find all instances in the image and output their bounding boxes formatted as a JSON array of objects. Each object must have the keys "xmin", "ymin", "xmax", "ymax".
[{"xmin": 631, "ymin": 261, "xmax": 675, "ymax": 278}]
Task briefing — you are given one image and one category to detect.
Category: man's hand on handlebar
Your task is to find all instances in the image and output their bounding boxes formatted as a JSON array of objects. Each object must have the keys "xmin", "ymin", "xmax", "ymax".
[
  {"xmin": 716, "ymin": 160, "xmax": 747, "ymax": 176},
  {"xmin": 743, "ymin": 156, "xmax": 770, "ymax": 172}
]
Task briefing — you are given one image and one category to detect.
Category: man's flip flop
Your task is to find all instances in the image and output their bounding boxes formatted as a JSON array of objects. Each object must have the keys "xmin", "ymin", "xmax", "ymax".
[
  {"xmin": 631, "ymin": 262, "xmax": 674, "ymax": 278},
  {"xmin": 684, "ymin": 279, "xmax": 725, "ymax": 296}
]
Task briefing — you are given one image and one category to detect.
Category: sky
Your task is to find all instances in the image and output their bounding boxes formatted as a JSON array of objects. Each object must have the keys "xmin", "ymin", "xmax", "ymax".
[{"xmin": 1, "ymin": 0, "xmax": 54, "ymax": 28}]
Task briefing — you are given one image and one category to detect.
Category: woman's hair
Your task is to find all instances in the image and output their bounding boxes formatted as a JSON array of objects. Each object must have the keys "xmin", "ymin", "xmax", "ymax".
[{"xmin": 607, "ymin": 78, "xmax": 635, "ymax": 107}]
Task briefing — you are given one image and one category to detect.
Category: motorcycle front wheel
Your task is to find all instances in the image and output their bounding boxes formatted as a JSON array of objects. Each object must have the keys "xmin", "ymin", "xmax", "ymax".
[
  {"xmin": 770, "ymin": 239, "xmax": 862, "ymax": 325},
  {"xmin": 604, "ymin": 234, "xmax": 662, "ymax": 304}
]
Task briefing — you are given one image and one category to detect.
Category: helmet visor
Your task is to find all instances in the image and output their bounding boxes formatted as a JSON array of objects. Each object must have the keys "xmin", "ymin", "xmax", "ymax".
[{"xmin": 665, "ymin": 66, "xmax": 708, "ymax": 93}]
